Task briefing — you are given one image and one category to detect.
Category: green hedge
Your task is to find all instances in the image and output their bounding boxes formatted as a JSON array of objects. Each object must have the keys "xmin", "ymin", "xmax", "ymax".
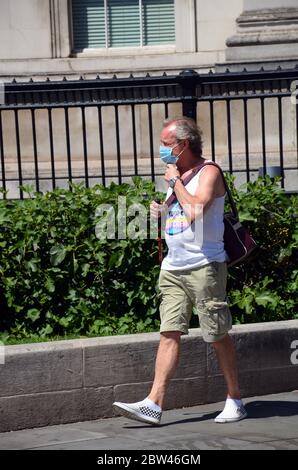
[
  {"xmin": 0, "ymin": 176, "xmax": 297, "ymax": 342},
  {"xmin": 226, "ymin": 175, "xmax": 298, "ymax": 324}
]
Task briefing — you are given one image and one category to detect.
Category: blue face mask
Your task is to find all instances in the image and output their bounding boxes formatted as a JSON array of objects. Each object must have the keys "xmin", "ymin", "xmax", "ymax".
[{"xmin": 159, "ymin": 145, "xmax": 179, "ymax": 164}]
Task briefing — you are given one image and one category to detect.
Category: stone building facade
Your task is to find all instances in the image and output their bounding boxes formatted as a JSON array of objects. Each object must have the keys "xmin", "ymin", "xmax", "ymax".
[{"xmin": 0, "ymin": 0, "xmax": 297, "ymax": 194}]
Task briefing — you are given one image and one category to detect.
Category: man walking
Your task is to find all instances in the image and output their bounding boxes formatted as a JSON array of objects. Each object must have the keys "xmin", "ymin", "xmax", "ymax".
[{"xmin": 113, "ymin": 117, "xmax": 247, "ymax": 425}]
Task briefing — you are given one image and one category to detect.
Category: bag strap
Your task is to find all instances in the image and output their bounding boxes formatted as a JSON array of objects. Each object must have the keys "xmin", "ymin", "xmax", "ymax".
[{"xmin": 165, "ymin": 161, "xmax": 238, "ymax": 219}]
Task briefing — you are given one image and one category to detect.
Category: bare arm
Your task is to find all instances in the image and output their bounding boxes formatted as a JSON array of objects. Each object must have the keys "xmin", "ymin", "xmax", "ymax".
[{"xmin": 165, "ymin": 165, "xmax": 225, "ymax": 222}]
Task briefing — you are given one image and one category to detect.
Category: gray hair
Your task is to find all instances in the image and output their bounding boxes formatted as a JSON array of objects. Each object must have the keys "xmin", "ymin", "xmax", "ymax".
[{"xmin": 163, "ymin": 116, "xmax": 203, "ymax": 157}]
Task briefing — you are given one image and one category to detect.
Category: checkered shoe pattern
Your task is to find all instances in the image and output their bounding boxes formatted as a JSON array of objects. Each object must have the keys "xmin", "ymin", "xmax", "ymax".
[
  {"xmin": 139, "ymin": 406, "xmax": 162, "ymax": 421},
  {"xmin": 112, "ymin": 400, "xmax": 162, "ymax": 425}
]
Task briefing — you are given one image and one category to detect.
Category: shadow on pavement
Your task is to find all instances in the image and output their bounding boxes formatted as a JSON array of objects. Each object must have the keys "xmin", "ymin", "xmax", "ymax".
[
  {"xmin": 123, "ymin": 411, "xmax": 219, "ymax": 428},
  {"xmin": 244, "ymin": 400, "xmax": 298, "ymax": 418},
  {"xmin": 122, "ymin": 400, "xmax": 298, "ymax": 428}
]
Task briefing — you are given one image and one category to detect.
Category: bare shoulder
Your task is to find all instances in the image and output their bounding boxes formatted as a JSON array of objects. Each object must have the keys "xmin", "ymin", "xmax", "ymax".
[
  {"xmin": 199, "ymin": 164, "xmax": 225, "ymax": 195},
  {"xmin": 200, "ymin": 163, "xmax": 222, "ymax": 182}
]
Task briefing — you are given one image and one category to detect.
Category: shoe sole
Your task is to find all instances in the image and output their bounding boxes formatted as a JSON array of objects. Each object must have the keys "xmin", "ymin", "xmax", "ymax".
[
  {"xmin": 112, "ymin": 403, "xmax": 160, "ymax": 425},
  {"xmin": 214, "ymin": 410, "xmax": 248, "ymax": 424}
]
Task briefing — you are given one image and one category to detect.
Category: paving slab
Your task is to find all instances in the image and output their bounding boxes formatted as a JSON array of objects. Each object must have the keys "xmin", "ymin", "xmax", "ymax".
[{"xmin": 0, "ymin": 391, "xmax": 297, "ymax": 451}]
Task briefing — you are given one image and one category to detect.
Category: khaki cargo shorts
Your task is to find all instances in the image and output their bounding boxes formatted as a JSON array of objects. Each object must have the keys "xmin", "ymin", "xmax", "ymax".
[{"xmin": 158, "ymin": 262, "xmax": 232, "ymax": 343}]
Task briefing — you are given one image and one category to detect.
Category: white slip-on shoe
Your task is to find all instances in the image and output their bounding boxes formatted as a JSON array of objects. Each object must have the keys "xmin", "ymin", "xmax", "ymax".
[
  {"xmin": 113, "ymin": 401, "xmax": 162, "ymax": 425},
  {"xmin": 214, "ymin": 403, "xmax": 247, "ymax": 423}
]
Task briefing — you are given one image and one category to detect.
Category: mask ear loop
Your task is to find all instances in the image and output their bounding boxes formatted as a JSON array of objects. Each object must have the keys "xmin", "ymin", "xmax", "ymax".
[{"xmin": 175, "ymin": 144, "xmax": 186, "ymax": 161}]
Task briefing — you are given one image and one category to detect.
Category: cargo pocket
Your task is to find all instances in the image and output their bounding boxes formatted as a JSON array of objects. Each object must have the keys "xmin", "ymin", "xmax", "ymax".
[{"xmin": 197, "ymin": 299, "xmax": 232, "ymax": 338}]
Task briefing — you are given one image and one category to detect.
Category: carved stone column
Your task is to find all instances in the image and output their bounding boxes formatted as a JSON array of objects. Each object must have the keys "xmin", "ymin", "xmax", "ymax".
[
  {"xmin": 50, "ymin": 0, "xmax": 71, "ymax": 58},
  {"xmin": 224, "ymin": 0, "xmax": 298, "ymax": 66}
]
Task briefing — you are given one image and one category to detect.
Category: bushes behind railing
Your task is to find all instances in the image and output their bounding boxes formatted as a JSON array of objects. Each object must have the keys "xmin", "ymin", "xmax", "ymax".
[
  {"xmin": 0, "ymin": 176, "xmax": 297, "ymax": 342},
  {"xmin": 225, "ymin": 175, "xmax": 298, "ymax": 325}
]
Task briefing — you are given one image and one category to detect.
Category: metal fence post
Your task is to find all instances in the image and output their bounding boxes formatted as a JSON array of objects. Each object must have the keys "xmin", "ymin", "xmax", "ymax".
[{"xmin": 178, "ymin": 69, "xmax": 199, "ymax": 121}]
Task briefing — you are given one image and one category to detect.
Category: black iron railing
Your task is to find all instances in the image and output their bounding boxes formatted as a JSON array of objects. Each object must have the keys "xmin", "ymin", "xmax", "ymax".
[{"xmin": 1, "ymin": 67, "xmax": 298, "ymax": 198}]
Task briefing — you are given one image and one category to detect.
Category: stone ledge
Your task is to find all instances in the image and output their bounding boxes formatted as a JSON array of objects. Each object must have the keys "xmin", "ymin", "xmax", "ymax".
[
  {"xmin": 0, "ymin": 320, "xmax": 297, "ymax": 432},
  {"xmin": 0, "ymin": 53, "xmax": 218, "ymax": 81}
]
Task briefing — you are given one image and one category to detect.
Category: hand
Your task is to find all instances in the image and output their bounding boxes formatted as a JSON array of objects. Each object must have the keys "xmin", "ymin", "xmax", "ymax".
[
  {"xmin": 150, "ymin": 201, "xmax": 168, "ymax": 219},
  {"xmin": 164, "ymin": 164, "xmax": 180, "ymax": 183}
]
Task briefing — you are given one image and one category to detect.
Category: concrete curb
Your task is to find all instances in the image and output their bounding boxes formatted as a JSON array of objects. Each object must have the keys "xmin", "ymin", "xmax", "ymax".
[{"xmin": 0, "ymin": 320, "xmax": 298, "ymax": 432}]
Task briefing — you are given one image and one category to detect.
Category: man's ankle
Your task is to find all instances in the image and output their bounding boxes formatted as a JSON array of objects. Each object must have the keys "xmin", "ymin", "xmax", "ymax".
[
  {"xmin": 147, "ymin": 395, "xmax": 163, "ymax": 408},
  {"xmin": 227, "ymin": 393, "xmax": 241, "ymax": 400}
]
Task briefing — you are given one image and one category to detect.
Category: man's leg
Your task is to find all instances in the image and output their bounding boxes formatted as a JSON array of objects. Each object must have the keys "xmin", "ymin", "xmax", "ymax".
[
  {"xmin": 148, "ymin": 331, "xmax": 182, "ymax": 408},
  {"xmin": 113, "ymin": 269, "xmax": 190, "ymax": 425},
  {"xmin": 212, "ymin": 333, "xmax": 247, "ymax": 423},
  {"xmin": 212, "ymin": 333, "xmax": 240, "ymax": 399},
  {"xmin": 112, "ymin": 331, "xmax": 181, "ymax": 425},
  {"xmin": 188, "ymin": 263, "xmax": 247, "ymax": 423}
]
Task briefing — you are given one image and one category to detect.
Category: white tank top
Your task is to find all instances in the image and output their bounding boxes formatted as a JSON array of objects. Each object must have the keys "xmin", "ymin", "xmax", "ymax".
[{"xmin": 161, "ymin": 164, "xmax": 227, "ymax": 271}]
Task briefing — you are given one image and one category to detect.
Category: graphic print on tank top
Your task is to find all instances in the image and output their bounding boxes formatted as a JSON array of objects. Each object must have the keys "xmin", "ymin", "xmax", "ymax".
[{"xmin": 165, "ymin": 201, "xmax": 190, "ymax": 236}]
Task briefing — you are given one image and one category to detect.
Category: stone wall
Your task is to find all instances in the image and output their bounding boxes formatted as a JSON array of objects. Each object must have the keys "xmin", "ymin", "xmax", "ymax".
[{"xmin": 0, "ymin": 320, "xmax": 297, "ymax": 432}]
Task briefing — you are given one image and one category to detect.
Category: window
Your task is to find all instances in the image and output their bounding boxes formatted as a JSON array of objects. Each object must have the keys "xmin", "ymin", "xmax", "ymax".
[{"xmin": 72, "ymin": 0, "xmax": 175, "ymax": 50}]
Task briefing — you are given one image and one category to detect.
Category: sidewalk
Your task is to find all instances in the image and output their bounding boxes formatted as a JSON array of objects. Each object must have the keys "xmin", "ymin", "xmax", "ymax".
[{"xmin": 0, "ymin": 391, "xmax": 298, "ymax": 450}]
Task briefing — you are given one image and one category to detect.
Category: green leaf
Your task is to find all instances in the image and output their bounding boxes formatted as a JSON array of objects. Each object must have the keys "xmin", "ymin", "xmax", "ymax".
[
  {"xmin": 239, "ymin": 212, "xmax": 257, "ymax": 223},
  {"xmin": 50, "ymin": 245, "xmax": 67, "ymax": 266},
  {"xmin": 26, "ymin": 260, "xmax": 38, "ymax": 272},
  {"xmin": 82, "ymin": 263, "xmax": 90, "ymax": 277},
  {"xmin": 39, "ymin": 324, "xmax": 53, "ymax": 336},
  {"xmin": 59, "ymin": 317, "xmax": 71, "ymax": 328},
  {"xmin": 255, "ymin": 293, "xmax": 278, "ymax": 308},
  {"xmin": 26, "ymin": 309, "xmax": 40, "ymax": 322},
  {"xmin": 45, "ymin": 277, "xmax": 55, "ymax": 293}
]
